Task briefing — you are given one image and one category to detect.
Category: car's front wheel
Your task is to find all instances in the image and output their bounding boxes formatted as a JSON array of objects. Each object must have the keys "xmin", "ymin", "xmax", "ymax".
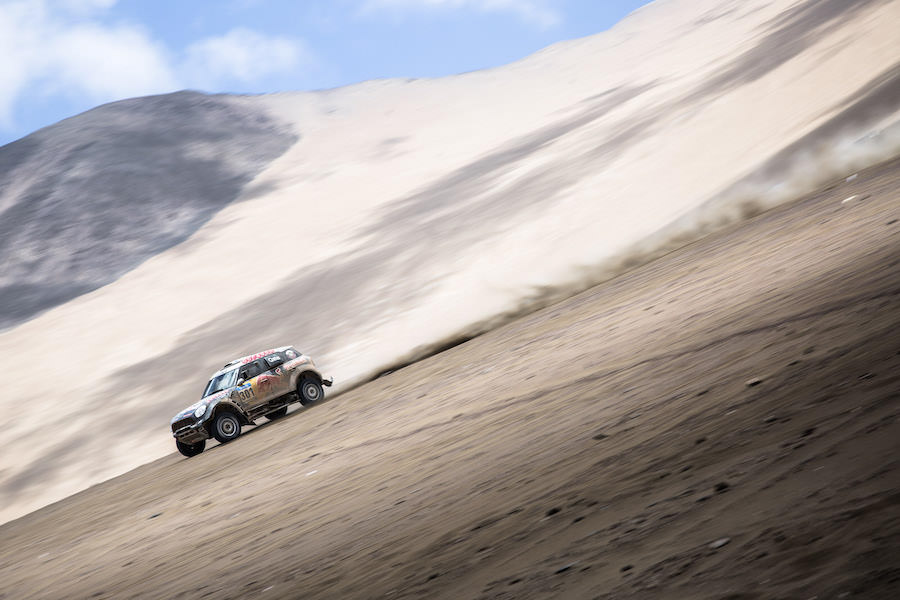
[
  {"xmin": 298, "ymin": 376, "xmax": 323, "ymax": 406},
  {"xmin": 212, "ymin": 411, "xmax": 242, "ymax": 443},
  {"xmin": 176, "ymin": 439, "xmax": 205, "ymax": 457}
]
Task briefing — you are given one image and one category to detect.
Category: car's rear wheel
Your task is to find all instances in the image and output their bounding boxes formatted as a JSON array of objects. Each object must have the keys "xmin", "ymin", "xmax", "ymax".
[
  {"xmin": 299, "ymin": 376, "xmax": 323, "ymax": 406},
  {"xmin": 265, "ymin": 406, "xmax": 288, "ymax": 420},
  {"xmin": 176, "ymin": 439, "xmax": 205, "ymax": 457},
  {"xmin": 212, "ymin": 411, "xmax": 242, "ymax": 443}
]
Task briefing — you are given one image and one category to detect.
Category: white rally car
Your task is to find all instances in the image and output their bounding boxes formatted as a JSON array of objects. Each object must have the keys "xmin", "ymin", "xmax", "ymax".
[{"xmin": 170, "ymin": 346, "xmax": 332, "ymax": 457}]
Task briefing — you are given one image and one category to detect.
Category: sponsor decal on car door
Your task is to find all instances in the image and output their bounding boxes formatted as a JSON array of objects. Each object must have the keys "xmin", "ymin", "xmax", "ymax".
[
  {"xmin": 257, "ymin": 355, "xmax": 292, "ymax": 400},
  {"xmin": 232, "ymin": 382, "xmax": 255, "ymax": 410},
  {"xmin": 253, "ymin": 373, "xmax": 280, "ymax": 403},
  {"xmin": 273, "ymin": 365, "xmax": 292, "ymax": 396},
  {"xmin": 233, "ymin": 359, "xmax": 267, "ymax": 410}
]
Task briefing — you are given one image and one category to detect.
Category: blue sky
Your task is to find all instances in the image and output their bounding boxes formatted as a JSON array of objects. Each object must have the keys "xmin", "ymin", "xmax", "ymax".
[{"xmin": 0, "ymin": 0, "xmax": 652, "ymax": 146}]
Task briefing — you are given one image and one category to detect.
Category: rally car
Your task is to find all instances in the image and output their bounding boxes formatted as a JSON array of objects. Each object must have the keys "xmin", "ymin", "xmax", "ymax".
[{"xmin": 170, "ymin": 346, "xmax": 332, "ymax": 457}]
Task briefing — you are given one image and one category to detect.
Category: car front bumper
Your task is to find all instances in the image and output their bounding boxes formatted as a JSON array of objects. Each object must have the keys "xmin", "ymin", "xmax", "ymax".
[{"xmin": 173, "ymin": 420, "xmax": 210, "ymax": 444}]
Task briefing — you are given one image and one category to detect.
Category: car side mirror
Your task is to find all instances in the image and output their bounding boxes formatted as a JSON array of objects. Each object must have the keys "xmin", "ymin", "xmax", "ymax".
[{"xmin": 237, "ymin": 378, "xmax": 245, "ymax": 386}]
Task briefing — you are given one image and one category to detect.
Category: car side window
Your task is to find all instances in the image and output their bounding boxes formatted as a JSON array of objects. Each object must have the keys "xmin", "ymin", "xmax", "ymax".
[
  {"xmin": 243, "ymin": 361, "xmax": 264, "ymax": 380},
  {"xmin": 265, "ymin": 353, "xmax": 285, "ymax": 369}
]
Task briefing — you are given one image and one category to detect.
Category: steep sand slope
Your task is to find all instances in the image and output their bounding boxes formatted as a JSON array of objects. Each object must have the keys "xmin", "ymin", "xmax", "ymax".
[
  {"xmin": 1, "ymin": 0, "xmax": 898, "ymax": 526},
  {"xmin": 1, "ymin": 158, "xmax": 897, "ymax": 599}
]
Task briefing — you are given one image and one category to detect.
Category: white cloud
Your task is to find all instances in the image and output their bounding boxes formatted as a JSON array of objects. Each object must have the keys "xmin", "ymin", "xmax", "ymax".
[
  {"xmin": 359, "ymin": 0, "xmax": 562, "ymax": 28},
  {"xmin": 57, "ymin": 0, "xmax": 118, "ymax": 13},
  {"xmin": 48, "ymin": 24, "xmax": 179, "ymax": 101},
  {"xmin": 0, "ymin": 0, "xmax": 311, "ymax": 133},
  {"xmin": 182, "ymin": 28, "xmax": 310, "ymax": 90},
  {"xmin": 0, "ymin": 0, "xmax": 177, "ymax": 127},
  {"xmin": 0, "ymin": 2, "xmax": 39, "ymax": 127}
]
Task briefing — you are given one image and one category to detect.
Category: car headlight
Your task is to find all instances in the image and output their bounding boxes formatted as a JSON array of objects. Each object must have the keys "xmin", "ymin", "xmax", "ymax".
[{"xmin": 194, "ymin": 405, "xmax": 206, "ymax": 418}]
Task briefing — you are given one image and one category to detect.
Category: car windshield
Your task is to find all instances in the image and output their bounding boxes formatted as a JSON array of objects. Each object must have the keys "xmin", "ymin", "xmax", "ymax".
[{"xmin": 202, "ymin": 368, "xmax": 238, "ymax": 398}]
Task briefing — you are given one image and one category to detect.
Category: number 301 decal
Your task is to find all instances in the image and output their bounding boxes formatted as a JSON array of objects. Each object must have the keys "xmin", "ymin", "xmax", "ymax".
[{"xmin": 235, "ymin": 385, "xmax": 255, "ymax": 402}]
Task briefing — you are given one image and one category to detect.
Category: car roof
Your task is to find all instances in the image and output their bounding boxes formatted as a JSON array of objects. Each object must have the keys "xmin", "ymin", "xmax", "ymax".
[{"xmin": 208, "ymin": 346, "xmax": 297, "ymax": 377}]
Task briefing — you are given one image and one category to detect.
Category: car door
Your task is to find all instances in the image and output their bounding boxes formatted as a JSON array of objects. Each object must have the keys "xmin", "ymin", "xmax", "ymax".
[
  {"xmin": 261, "ymin": 353, "xmax": 292, "ymax": 398},
  {"xmin": 234, "ymin": 359, "xmax": 266, "ymax": 410},
  {"xmin": 250, "ymin": 356, "xmax": 286, "ymax": 405}
]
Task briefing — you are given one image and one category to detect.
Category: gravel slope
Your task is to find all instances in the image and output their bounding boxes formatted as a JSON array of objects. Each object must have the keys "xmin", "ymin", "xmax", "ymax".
[{"xmin": 1, "ymin": 158, "xmax": 897, "ymax": 599}]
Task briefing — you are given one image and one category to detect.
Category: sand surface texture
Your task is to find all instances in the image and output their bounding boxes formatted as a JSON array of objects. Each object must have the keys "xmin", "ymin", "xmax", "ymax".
[
  {"xmin": 1, "ymin": 158, "xmax": 897, "ymax": 599},
  {"xmin": 1, "ymin": 0, "xmax": 898, "ymax": 526}
]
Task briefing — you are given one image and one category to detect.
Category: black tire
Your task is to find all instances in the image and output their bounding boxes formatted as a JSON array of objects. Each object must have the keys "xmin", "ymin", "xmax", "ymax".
[
  {"xmin": 176, "ymin": 439, "xmax": 205, "ymax": 457},
  {"xmin": 212, "ymin": 411, "xmax": 242, "ymax": 443},
  {"xmin": 298, "ymin": 376, "xmax": 323, "ymax": 406},
  {"xmin": 265, "ymin": 406, "xmax": 288, "ymax": 420}
]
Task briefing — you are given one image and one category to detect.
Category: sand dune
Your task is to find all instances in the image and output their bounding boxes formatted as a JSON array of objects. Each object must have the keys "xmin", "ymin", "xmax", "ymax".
[
  {"xmin": 0, "ymin": 92, "xmax": 295, "ymax": 329},
  {"xmin": 0, "ymin": 0, "xmax": 898, "ymax": 527}
]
